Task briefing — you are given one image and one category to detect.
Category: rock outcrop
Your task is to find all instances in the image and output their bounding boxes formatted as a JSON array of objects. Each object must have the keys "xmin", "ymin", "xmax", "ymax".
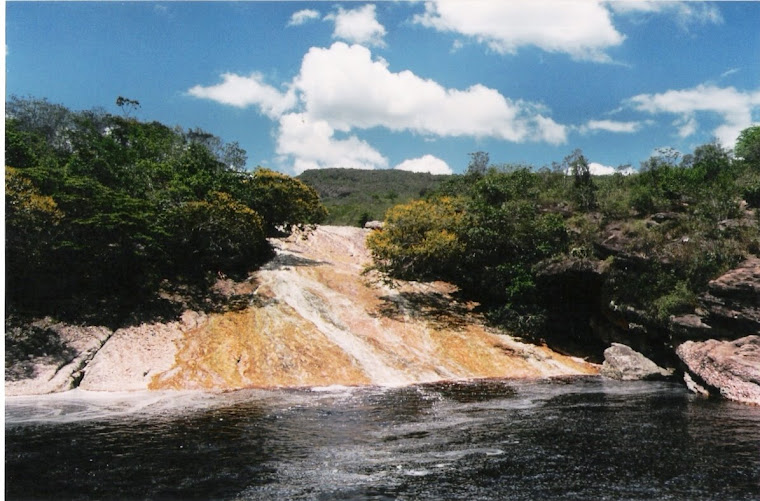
[
  {"xmin": 677, "ymin": 336, "xmax": 760, "ymax": 405},
  {"xmin": 600, "ymin": 343, "xmax": 673, "ymax": 380},
  {"xmin": 6, "ymin": 226, "xmax": 599, "ymax": 395},
  {"xmin": 672, "ymin": 257, "xmax": 760, "ymax": 340},
  {"xmin": 5, "ymin": 319, "xmax": 112, "ymax": 396}
]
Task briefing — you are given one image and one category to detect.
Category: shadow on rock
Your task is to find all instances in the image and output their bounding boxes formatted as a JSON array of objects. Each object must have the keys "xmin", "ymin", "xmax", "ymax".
[{"xmin": 5, "ymin": 321, "xmax": 77, "ymax": 381}]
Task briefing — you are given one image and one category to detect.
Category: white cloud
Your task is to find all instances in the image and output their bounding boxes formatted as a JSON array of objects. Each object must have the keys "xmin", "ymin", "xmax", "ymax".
[
  {"xmin": 288, "ymin": 9, "xmax": 320, "ymax": 27},
  {"xmin": 720, "ymin": 68, "xmax": 740, "ymax": 80},
  {"xmin": 627, "ymin": 84, "xmax": 760, "ymax": 147},
  {"xmin": 607, "ymin": 1, "xmax": 723, "ymax": 29},
  {"xmin": 588, "ymin": 162, "xmax": 634, "ymax": 175},
  {"xmin": 295, "ymin": 42, "xmax": 567, "ymax": 143},
  {"xmin": 566, "ymin": 162, "xmax": 634, "ymax": 176},
  {"xmin": 673, "ymin": 115, "xmax": 698, "ymax": 138},
  {"xmin": 325, "ymin": 4, "xmax": 386, "ymax": 47},
  {"xmin": 414, "ymin": 0, "xmax": 625, "ymax": 62},
  {"xmin": 187, "ymin": 72, "xmax": 296, "ymax": 118},
  {"xmin": 395, "ymin": 155, "xmax": 453, "ymax": 175},
  {"xmin": 276, "ymin": 113, "xmax": 388, "ymax": 173},
  {"xmin": 583, "ymin": 119, "xmax": 643, "ymax": 134},
  {"xmin": 188, "ymin": 42, "xmax": 569, "ymax": 172}
]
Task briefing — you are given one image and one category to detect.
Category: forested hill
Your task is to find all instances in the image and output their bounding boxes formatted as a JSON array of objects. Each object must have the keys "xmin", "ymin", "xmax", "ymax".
[{"xmin": 298, "ymin": 168, "xmax": 449, "ymax": 226}]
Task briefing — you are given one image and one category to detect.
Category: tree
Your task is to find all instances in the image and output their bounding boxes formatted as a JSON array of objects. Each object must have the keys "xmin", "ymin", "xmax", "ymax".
[
  {"xmin": 564, "ymin": 149, "xmax": 596, "ymax": 210},
  {"xmin": 5, "ymin": 168, "xmax": 64, "ymax": 306},
  {"xmin": 234, "ymin": 168, "xmax": 327, "ymax": 236},
  {"xmin": 466, "ymin": 151, "xmax": 490, "ymax": 176},
  {"xmin": 736, "ymin": 125, "xmax": 760, "ymax": 166},
  {"xmin": 165, "ymin": 192, "xmax": 270, "ymax": 279},
  {"xmin": 115, "ymin": 96, "xmax": 140, "ymax": 118},
  {"xmin": 367, "ymin": 197, "xmax": 467, "ymax": 280}
]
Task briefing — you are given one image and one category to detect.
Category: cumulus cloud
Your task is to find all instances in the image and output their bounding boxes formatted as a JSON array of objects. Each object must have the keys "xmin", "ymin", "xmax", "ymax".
[
  {"xmin": 187, "ymin": 72, "xmax": 296, "ymax": 118},
  {"xmin": 414, "ymin": 0, "xmax": 625, "ymax": 62},
  {"xmin": 325, "ymin": 4, "xmax": 387, "ymax": 47},
  {"xmin": 288, "ymin": 9, "xmax": 320, "ymax": 27},
  {"xmin": 394, "ymin": 155, "xmax": 453, "ymax": 175},
  {"xmin": 295, "ymin": 42, "xmax": 567, "ymax": 143},
  {"xmin": 582, "ymin": 119, "xmax": 643, "ymax": 134},
  {"xmin": 188, "ymin": 42, "xmax": 568, "ymax": 172},
  {"xmin": 627, "ymin": 84, "xmax": 760, "ymax": 147},
  {"xmin": 276, "ymin": 113, "xmax": 388, "ymax": 173}
]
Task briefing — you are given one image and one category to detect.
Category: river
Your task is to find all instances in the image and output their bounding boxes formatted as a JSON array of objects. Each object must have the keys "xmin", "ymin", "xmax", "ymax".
[{"xmin": 6, "ymin": 377, "xmax": 760, "ymax": 500}]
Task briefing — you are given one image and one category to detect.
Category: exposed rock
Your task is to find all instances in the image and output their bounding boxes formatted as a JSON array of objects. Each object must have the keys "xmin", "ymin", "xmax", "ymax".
[
  {"xmin": 5, "ymin": 319, "xmax": 112, "ymax": 396},
  {"xmin": 78, "ymin": 311, "xmax": 206, "ymax": 391},
  {"xmin": 677, "ymin": 335, "xmax": 760, "ymax": 405},
  {"xmin": 682, "ymin": 371, "xmax": 710, "ymax": 397},
  {"xmin": 7, "ymin": 226, "xmax": 598, "ymax": 395},
  {"xmin": 701, "ymin": 257, "xmax": 760, "ymax": 336},
  {"xmin": 600, "ymin": 343, "xmax": 673, "ymax": 381},
  {"xmin": 364, "ymin": 220, "xmax": 384, "ymax": 230},
  {"xmin": 672, "ymin": 257, "xmax": 760, "ymax": 341}
]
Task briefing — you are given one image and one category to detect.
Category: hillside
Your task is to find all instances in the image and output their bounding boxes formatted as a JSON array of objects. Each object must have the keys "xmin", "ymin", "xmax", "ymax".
[{"xmin": 298, "ymin": 168, "xmax": 449, "ymax": 226}]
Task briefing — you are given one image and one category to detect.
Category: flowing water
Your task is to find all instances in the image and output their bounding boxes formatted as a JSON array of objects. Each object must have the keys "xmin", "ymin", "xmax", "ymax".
[{"xmin": 6, "ymin": 377, "xmax": 760, "ymax": 500}]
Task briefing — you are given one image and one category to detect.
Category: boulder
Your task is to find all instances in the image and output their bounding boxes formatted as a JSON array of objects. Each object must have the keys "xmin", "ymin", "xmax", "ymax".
[
  {"xmin": 364, "ymin": 220, "xmax": 384, "ymax": 230},
  {"xmin": 600, "ymin": 343, "xmax": 673, "ymax": 380},
  {"xmin": 676, "ymin": 335, "xmax": 760, "ymax": 405}
]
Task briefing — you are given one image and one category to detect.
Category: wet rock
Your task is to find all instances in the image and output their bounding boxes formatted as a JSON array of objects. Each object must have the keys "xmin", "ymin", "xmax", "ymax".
[
  {"xmin": 676, "ymin": 335, "xmax": 760, "ymax": 405},
  {"xmin": 600, "ymin": 343, "xmax": 673, "ymax": 381}
]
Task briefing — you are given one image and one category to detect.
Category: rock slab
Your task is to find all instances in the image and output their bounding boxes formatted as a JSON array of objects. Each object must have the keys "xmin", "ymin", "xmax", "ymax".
[
  {"xmin": 600, "ymin": 343, "xmax": 672, "ymax": 380},
  {"xmin": 677, "ymin": 335, "xmax": 760, "ymax": 405}
]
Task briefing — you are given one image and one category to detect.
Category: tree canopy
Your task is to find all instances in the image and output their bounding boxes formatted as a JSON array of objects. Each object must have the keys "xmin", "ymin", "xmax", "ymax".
[
  {"xmin": 5, "ymin": 96, "xmax": 327, "ymax": 323},
  {"xmin": 368, "ymin": 134, "xmax": 760, "ymax": 337}
]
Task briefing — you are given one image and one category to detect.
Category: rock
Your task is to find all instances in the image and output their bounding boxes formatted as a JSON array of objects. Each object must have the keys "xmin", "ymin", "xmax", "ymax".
[
  {"xmin": 676, "ymin": 335, "xmax": 760, "ymax": 405},
  {"xmin": 5, "ymin": 319, "xmax": 112, "ymax": 396},
  {"xmin": 364, "ymin": 220, "xmax": 384, "ymax": 230},
  {"xmin": 701, "ymin": 258, "xmax": 760, "ymax": 336},
  {"xmin": 682, "ymin": 371, "xmax": 710, "ymax": 397},
  {"xmin": 600, "ymin": 343, "xmax": 673, "ymax": 380},
  {"xmin": 671, "ymin": 258, "xmax": 760, "ymax": 341},
  {"xmin": 78, "ymin": 311, "xmax": 205, "ymax": 391}
]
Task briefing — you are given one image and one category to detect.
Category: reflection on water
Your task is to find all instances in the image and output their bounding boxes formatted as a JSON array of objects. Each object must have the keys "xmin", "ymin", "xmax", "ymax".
[{"xmin": 6, "ymin": 377, "xmax": 760, "ymax": 500}]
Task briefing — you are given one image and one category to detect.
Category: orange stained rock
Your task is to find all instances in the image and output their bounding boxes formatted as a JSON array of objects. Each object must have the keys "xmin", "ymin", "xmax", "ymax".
[{"xmin": 151, "ymin": 226, "xmax": 598, "ymax": 390}]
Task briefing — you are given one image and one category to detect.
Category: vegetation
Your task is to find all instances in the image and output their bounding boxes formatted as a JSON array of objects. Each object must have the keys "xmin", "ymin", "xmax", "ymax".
[
  {"xmin": 297, "ymin": 168, "xmax": 447, "ymax": 226},
  {"xmin": 368, "ymin": 136, "xmax": 760, "ymax": 338},
  {"xmin": 5, "ymin": 96, "xmax": 326, "ymax": 325}
]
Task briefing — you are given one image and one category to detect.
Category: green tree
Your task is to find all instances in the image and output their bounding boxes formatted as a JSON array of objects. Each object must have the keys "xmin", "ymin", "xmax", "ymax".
[
  {"xmin": 5, "ymin": 167, "xmax": 64, "ymax": 306},
  {"xmin": 234, "ymin": 168, "xmax": 327, "ymax": 236},
  {"xmin": 466, "ymin": 151, "xmax": 490, "ymax": 176},
  {"xmin": 735, "ymin": 125, "xmax": 760, "ymax": 165},
  {"xmin": 165, "ymin": 192, "xmax": 270, "ymax": 279},
  {"xmin": 367, "ymin": 197, "xmax": 467, "ymax": 280},
  {"xmin": 564, "ymin": 149, "xmax": 596, "ymax": 210}
]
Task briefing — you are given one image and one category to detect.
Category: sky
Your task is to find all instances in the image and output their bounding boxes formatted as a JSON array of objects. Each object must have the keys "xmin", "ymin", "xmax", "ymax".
[{"xmin": 6, "ymin": 1, "xmax": 760, "ymax": 175}]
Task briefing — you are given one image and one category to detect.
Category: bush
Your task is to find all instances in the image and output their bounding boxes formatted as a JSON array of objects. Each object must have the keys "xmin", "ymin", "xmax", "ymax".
[
  {"xmin": 367, "ymin": 197, "xmax": 467, "ymax": 280},
  {"xmin": 165, "ymin": 192, "xmax": 270, "ymax": 279}
]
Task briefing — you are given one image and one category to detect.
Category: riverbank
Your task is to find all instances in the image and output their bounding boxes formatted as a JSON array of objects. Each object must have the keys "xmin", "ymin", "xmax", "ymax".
[{"xmin": 5, "ymin": 226, "xmax": 597, "ymax": 396}]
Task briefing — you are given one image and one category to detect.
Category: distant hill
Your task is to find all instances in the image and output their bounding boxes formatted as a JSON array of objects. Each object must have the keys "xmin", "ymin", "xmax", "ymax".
[{"xmin": 298, "ymin": 168, "xmax": 450, "ymax": 226}]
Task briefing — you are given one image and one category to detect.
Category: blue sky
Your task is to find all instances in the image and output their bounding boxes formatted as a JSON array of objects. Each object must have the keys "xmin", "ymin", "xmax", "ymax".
[{"xmin": 6, "ymin": 1, "xmax": 760, "ymax": 175}]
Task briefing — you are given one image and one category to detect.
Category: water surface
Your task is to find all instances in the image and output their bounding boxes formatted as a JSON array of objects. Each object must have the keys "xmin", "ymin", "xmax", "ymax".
[{"xmin": 6, "ymin": 377, "xmax": 760, "ymax": 500}]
